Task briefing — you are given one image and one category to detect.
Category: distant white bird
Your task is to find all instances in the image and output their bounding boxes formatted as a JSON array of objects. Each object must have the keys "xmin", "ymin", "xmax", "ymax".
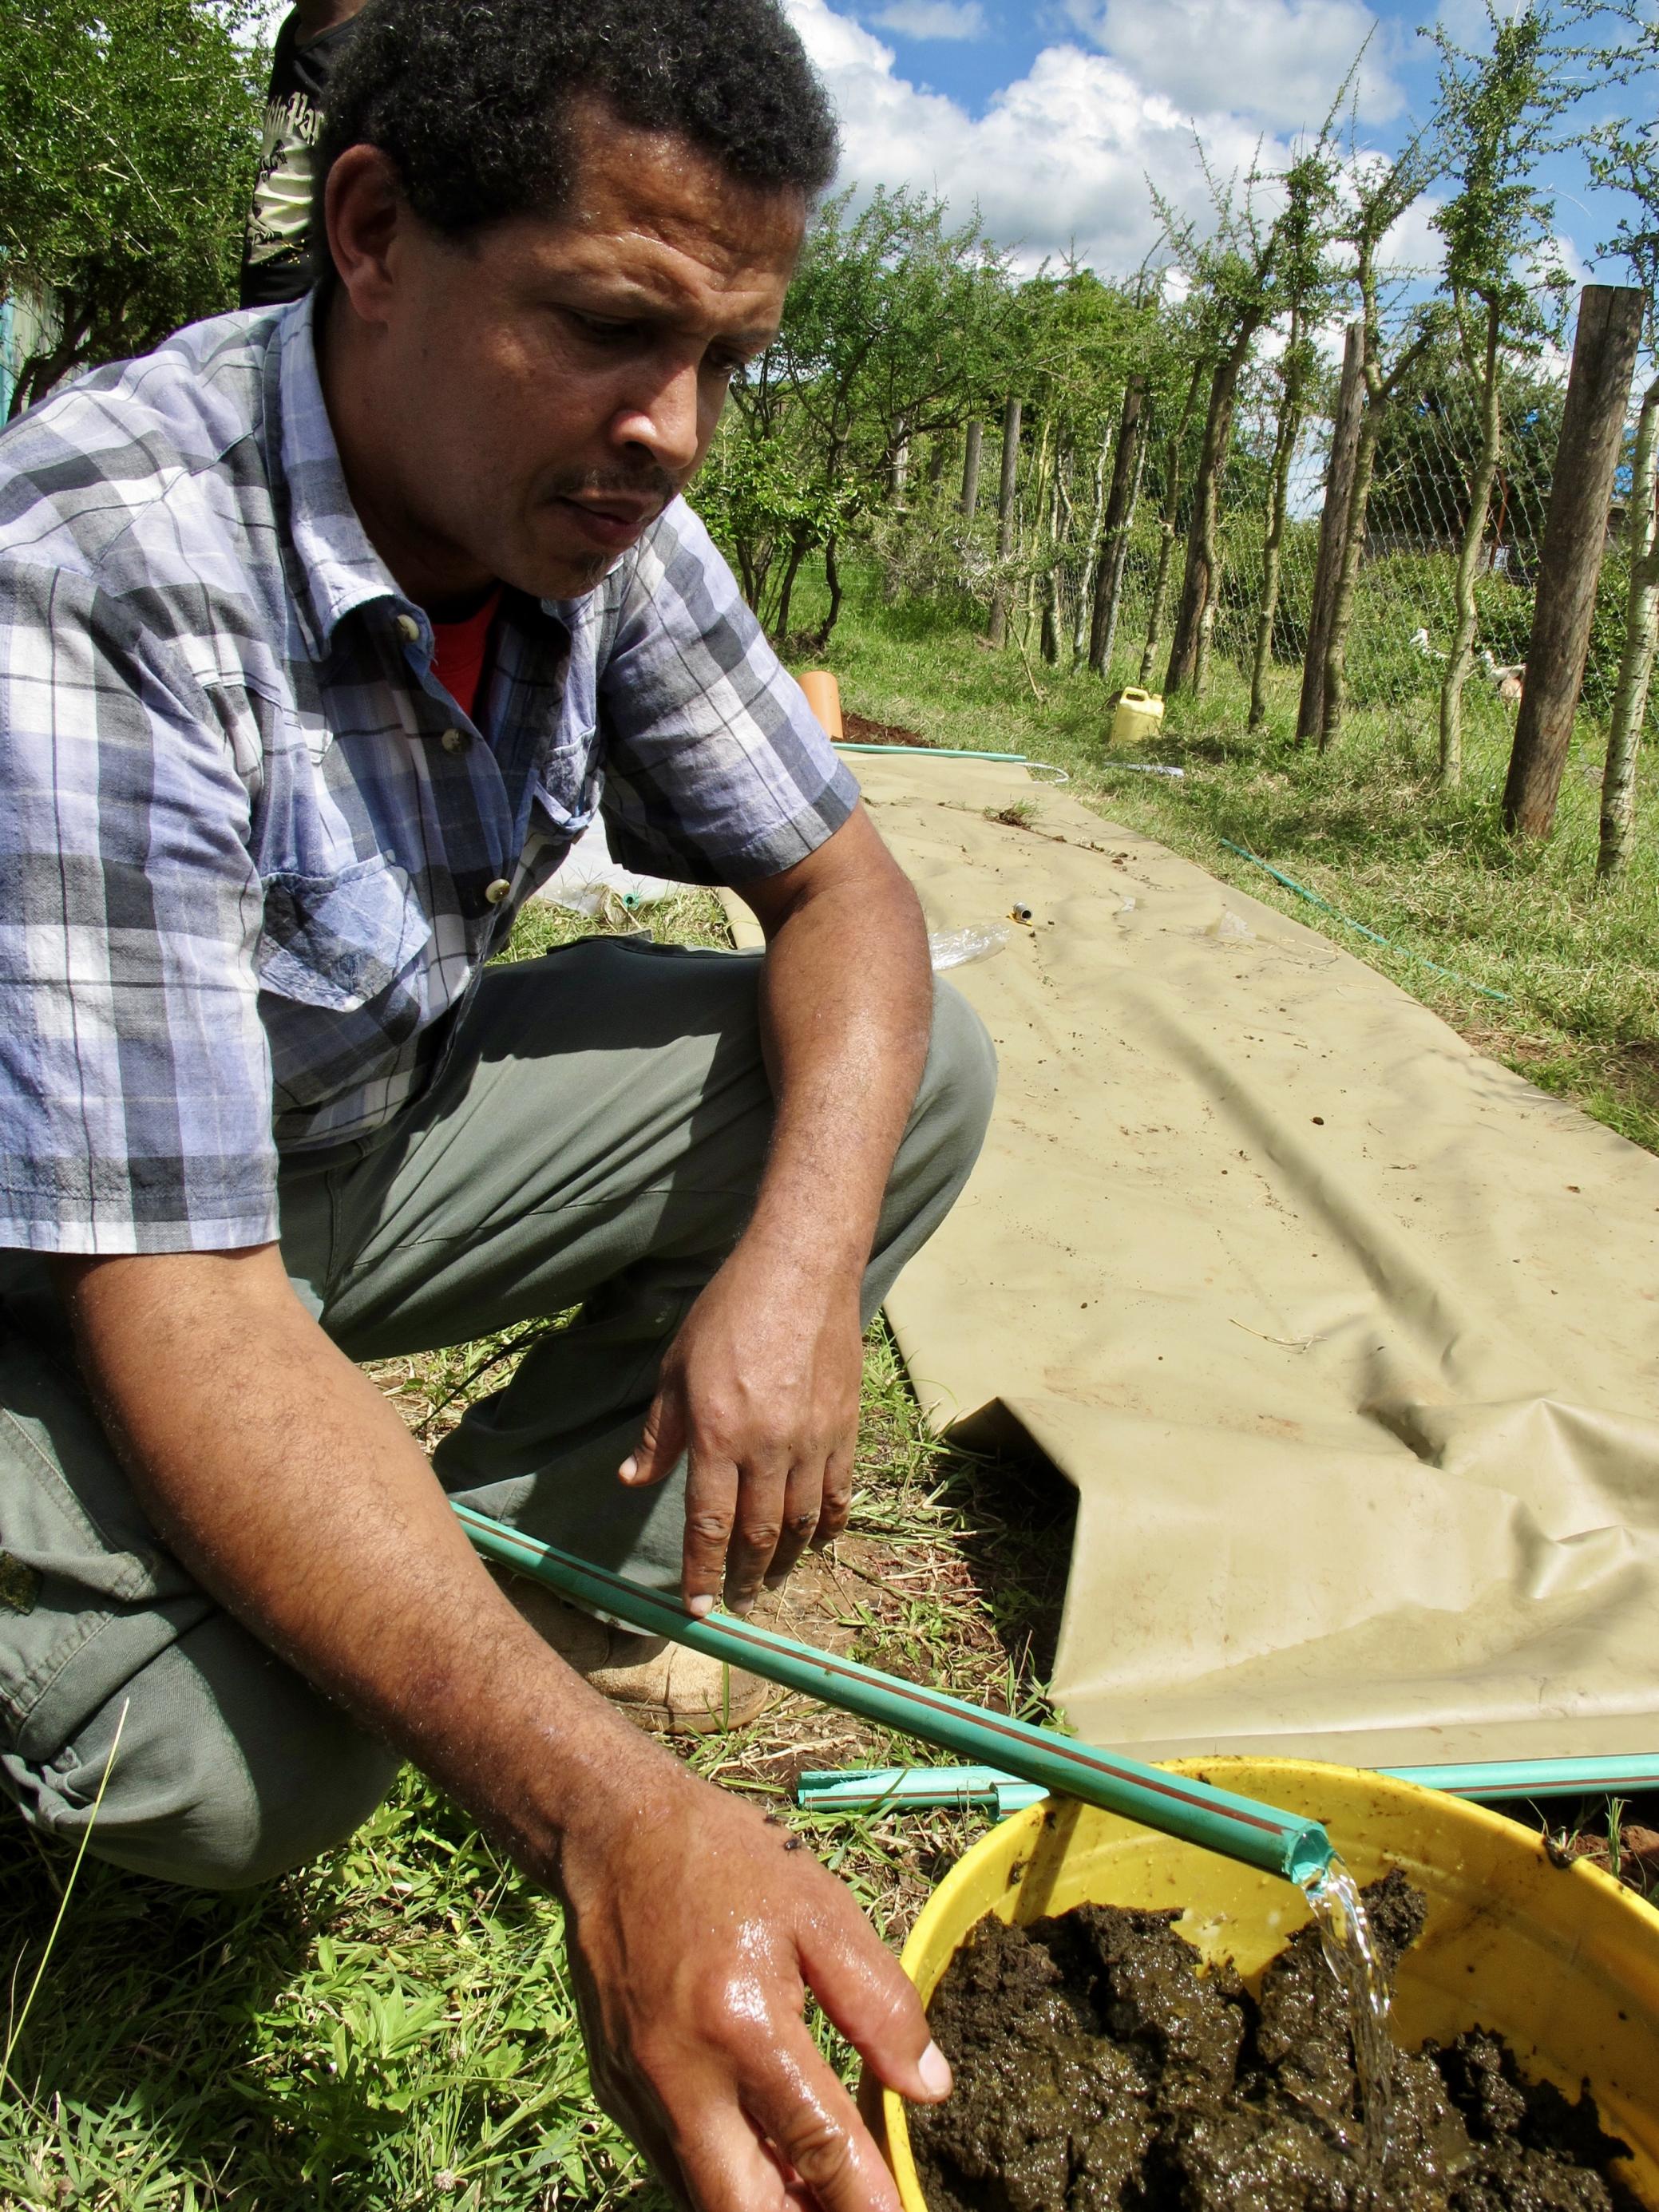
[{"xmin": 1480, "ymin": 647, "xmax": 1526, "ymax": 704}]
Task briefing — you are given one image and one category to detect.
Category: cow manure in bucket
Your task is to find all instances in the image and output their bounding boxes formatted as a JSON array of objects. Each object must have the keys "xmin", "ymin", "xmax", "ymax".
[{"xmin": 909, "ymin": 1870, "xmax": 1644, "ymax": 2211}]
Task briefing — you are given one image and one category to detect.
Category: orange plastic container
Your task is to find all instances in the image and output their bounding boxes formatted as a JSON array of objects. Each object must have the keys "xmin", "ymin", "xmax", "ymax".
[{"xmin": 798, "ymin": 669, "xmax": 844, "ymax": 739}]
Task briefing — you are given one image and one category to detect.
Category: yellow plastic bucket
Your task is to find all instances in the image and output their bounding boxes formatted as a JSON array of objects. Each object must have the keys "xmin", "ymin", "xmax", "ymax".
[
  {"xmin": 1110, "ymin": 685, "xmax": 1164, "ymax": 746},
  {"xmin": 876, "ymin": 1759, "xmax": 1659, "ymax": 2210}
]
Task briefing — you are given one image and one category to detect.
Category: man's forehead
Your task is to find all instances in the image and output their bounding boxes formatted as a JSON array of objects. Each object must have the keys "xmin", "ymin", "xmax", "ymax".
[{"xmin": 541, "ymin": 101, "xmax": 806, "ymax": 288}]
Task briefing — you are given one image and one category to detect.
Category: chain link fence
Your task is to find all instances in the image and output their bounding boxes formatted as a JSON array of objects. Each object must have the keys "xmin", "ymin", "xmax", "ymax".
[{"xmin": 1088, "ymin": 307, "xmax": 1647, "ymax": 750}]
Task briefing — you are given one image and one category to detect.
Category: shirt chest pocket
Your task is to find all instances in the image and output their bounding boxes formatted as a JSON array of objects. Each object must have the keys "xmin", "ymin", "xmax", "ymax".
[
  {"xmin": 255, "ymin": 857, "xmax": 434, "ymax": 1107},
  {"xmin": 258, "ymin": 854, "xmax": 432, "ymax": 1009}
]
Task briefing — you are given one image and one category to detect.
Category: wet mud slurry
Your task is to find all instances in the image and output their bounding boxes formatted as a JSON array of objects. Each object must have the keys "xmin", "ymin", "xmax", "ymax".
[{"xmin": 910, "ymin": 1872, "xmax": 1645, "ymax": 2212}]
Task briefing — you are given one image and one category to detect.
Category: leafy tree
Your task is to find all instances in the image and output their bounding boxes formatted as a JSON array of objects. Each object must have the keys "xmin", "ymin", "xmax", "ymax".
[
  {"xmin": 1085, "ymin": 271, "xmax": 1185, "ymax": 675},
  {"xmin": 1317, "ymin": 129, "xmax": 1444, "ymax": 748},
  {"xmin": 708, "ymin": 187, "xmax": 1012, "ymax": 645},
  {"xmin": 1002, "ymin": 266, "xmax": 1146, "ymax": 665},
  {"xmin": 1158, "ymin": 148, "xmax": 1288, "ymax": 699},
  {"xmin": 1248, "ymin": 142, "xmax": 1344, "ymax": 728},
  {"xmin": 1427, "ymin": 0, "xmax": 1581, "ymax": 785},
  {"xmin": 1588, "ymin": 2, "xmax": 1659, "ymax": 879},
  {"xmin": 1138, "ymin": 349, "xmax": 1206, "ymax": 684},
  {"xmin": 693, "ymin": 419, "xmax": 858, "ymax": 641},
  {"xmin": 0, "ymin": 0, "xmax": 263, "ymax": 416}
]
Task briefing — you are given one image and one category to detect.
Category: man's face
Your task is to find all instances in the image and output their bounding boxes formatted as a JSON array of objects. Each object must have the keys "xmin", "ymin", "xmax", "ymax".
[{"xmin": 327, "ymin": 107, "xmax": 805, "ymax": 603}]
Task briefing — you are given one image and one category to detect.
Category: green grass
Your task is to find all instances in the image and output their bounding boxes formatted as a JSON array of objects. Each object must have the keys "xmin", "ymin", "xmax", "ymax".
[{"xmin": 803, "ymin": 565, "xmax": 1659, "ymax": 1155}]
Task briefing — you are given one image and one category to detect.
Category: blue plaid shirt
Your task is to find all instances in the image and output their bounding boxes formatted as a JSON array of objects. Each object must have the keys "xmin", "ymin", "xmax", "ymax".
[{"xmin": 0, "ymin": 298, "xmax": 857, "ymax": 1255}]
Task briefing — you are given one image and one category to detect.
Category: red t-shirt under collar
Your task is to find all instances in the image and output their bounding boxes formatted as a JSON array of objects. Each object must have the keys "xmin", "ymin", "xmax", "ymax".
[{"xmin": 430, "ymin": 588, "xmax": 502, "ymax": 724}]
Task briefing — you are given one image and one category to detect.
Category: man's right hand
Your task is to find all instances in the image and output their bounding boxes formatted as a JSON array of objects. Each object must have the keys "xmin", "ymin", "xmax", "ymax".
[
  {"xmin": 56, "ymin": 1244, "xmax": 949, "ymax": 2210},
  {"xmin": 560, "ymin": 1758, "xmax": 950, "ymax": 2210}
]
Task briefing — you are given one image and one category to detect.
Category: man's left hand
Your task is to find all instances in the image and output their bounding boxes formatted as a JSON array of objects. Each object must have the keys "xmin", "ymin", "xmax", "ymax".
[{"xmin": 620, "ymin": 1241, "xmax": 861, "ymax": 1614}]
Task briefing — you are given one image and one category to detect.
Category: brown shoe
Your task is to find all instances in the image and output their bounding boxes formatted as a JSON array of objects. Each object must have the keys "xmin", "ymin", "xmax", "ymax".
[{"xmin": 497, "ymin": 1575, "xmax": 779, "ymax": 1737}]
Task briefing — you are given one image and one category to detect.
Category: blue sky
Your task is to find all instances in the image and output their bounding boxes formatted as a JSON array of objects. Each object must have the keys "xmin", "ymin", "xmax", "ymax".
[{"xmin": 783, "ymin": 0, "xmax": 1641, "ymax": 293}]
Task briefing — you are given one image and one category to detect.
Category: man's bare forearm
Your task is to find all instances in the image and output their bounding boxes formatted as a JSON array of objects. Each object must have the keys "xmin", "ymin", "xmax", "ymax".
[
  {"xmin": 743, "ymin": 803, "xmax": 933, "ymax": 1280},
  {"xmin": 57, "ymin": 1246, "xmax": 675, "ymax": 1875}
]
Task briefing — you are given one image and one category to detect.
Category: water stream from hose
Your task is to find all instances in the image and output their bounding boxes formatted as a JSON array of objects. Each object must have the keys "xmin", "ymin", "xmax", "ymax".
[{"xmin": 1302, "ymin": 1858, "xmax": 1396, "ymax": 2196}]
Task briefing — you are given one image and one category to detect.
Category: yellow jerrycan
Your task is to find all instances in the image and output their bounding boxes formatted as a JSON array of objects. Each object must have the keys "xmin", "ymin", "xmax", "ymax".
[{"xmin": 1111, "ymin": 684, "xmax": 1165, "ymax": 746}]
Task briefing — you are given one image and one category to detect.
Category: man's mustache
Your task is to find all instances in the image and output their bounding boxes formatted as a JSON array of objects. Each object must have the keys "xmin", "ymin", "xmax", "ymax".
[{"xmin": 544, "ymin": 465, "xmax": 679, "ymax": 507}]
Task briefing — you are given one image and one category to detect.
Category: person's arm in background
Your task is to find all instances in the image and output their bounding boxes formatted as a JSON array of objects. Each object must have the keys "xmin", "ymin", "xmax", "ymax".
[
  {"xmin": 621, "ymin": 804, "xmax": 935, "ymax": 1614},
  {"xmin": 239, "ymin": 0, "xmax": 372, "ymax": 311}
]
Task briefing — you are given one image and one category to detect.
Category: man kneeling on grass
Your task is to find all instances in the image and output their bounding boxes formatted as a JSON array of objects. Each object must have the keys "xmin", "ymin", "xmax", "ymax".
[{"xmin": 0, "ymin": 1, "xmax": 995, "ymax": 2201}]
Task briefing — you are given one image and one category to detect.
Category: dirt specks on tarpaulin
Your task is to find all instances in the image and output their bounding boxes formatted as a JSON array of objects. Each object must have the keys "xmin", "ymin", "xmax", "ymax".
[{"xmin": 910, "ymin": 1870, "xmax": 1646, "ymax": 2212}]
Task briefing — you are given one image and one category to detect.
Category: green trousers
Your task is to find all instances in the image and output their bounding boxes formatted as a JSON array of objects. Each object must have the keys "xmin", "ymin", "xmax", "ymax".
[{"xmin": 0, "ymin": 940, "xmax": 995, "ymax": 1887}]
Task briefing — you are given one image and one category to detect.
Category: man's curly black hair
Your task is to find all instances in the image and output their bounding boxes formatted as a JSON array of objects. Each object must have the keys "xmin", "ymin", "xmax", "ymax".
[{"xmin": 313, "ymin": 0, "xmax": 840, "ymax": 259}]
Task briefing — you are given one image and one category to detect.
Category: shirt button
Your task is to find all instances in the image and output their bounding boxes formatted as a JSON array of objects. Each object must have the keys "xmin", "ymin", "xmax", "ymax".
[
  {"xmin": 441, "ymin": 726, "xmax": 469, "ymax": 754},
  {"xmin": 395, "ymin": 614, "xmax": 420, "ymax": 643},
  {"xmin": 484, "ymin": 877, "xmax": 512, "ymax": 906}
]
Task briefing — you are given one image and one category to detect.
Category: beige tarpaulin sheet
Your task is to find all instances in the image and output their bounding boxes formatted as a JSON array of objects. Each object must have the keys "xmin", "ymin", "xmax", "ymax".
[{"xmin": 736, "ymin": 749, "xmax": 1659, "ymax": 1768}]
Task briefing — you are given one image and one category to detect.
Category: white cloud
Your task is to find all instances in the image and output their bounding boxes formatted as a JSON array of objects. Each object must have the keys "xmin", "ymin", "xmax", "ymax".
[
  {"xmin": 1063, "ymin": 0, "xmax": 1404, "ymax": 129},
  {"xmin": 868, "ymin": 0, "xmax": 988, "ymax": 36},
  {"xmin": 787, "ymin": 0, "xmax": 1303, "ymax": 273}
]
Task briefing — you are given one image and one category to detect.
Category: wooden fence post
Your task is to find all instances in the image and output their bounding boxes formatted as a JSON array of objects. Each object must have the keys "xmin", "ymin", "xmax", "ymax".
[
  {"xmin": 1502, "ymin": 284, "xmax": 1645, "ymax": 838},
  {"xmin": 1297, "ymin": 323, "xmax": 1364, "ymax": 744}
]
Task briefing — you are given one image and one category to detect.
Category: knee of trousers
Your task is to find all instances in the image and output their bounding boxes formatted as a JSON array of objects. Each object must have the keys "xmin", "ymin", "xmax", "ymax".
[
  {"xmin": 3, "ymin": 1625, "xmax": 402, "ymax": 1892},
  {"xmin": 909, "ymin": 979, "xmax": 998, "ymax": 1185}
]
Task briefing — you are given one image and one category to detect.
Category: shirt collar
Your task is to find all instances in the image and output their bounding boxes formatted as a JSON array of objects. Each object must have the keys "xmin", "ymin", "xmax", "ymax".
[{"xmin": 272, "ymin": 291, "xmax": 426, "ymax": 658}]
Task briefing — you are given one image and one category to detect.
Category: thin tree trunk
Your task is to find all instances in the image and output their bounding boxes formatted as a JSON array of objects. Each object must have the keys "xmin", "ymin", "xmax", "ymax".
[
  {"xmin": 1320, "ymin": 311, "xmax": 1439, "ymax": 750},
  {"xmin": 1043, "ymin": 455, "xmax": 1070, "ymax": 665},
  {"xmin": 1298, "ymin": 322, "xmax": 1365, "ymax": 743},
  {"xmin": 1319, "ymin": 406, "xmax": 1384, "ymax": 751},
  {"xmin": 1141, "ymin": 360, "xmax": 1204, "ymax": 685},
  {"xmin": 734, "ymin": 539, "xmax": 761, "ymax": 611},
  {"xmin": 986, "ymin": 394, "xmax": 1022, "ymax": 647},
  {"xmin": 1439, "ymin": 299, "xmax": 1503, "ymax": 789},
  {"xmin": 1140, "ymin": 536, "xmax": 1178, "ymax": 687},
  {"xmin": 960, "ymin": 418, "xmax": 984, "ymax": 516},
  {"xmin": 1052, "ymin": 455, "xmax": 1079, "ymax": 663},
  {"xmin": 1073, "ymin": 421, "xmax": 1115, "ymax": 662},
  {"xmin": 1090, "ymin": 374, "xmax": 1147, "ymax": 676},
  {"xmin": 889, "ymin": 417, "xmax": 911, "ymax": 501},
  {"xmin": 1249, "ymin": 315, "xmax": 1305, "ymax": 730},
  {"xmin": 1101, "ymin": 432, "xmax": 1146, "ymax": 677},
  {"xmin": 773, "ymin": 527, "xmax": 810, "ymax": 643},
  {"xmin": 1600, "ymin": 373, "xmax": 1659, "ymax": 881},
  {"xmin": 813, "ymin": 532, "xmax": 845, "ymax": 648},
  {"xmin": 1024, "ymin": 415, "xmax": 1055, "ymax": 643},
  {"xmin": 1166, "ymin": 334, "xmax": 1251, "ymax": 697}
]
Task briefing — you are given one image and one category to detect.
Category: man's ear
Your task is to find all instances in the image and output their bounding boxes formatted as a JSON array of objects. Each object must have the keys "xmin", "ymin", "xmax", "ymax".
[{"xmin": 324, "ymin": 144, "xmax": 409, "ymax": 328}]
